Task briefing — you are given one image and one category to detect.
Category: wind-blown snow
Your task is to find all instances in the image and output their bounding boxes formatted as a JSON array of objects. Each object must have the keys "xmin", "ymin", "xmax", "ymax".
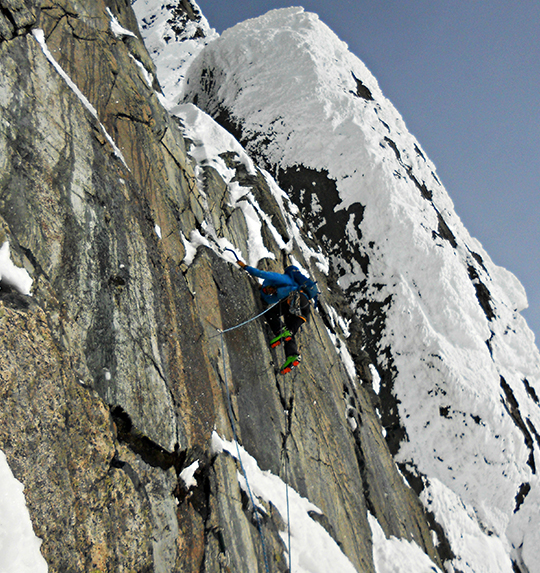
[
  {"xmin": 0, "ymin": 450, "xmax": 48, "ymax": 572},
  {"xmin": 180, "ymin": 7, "xmax": 540, "ymax": 572}
]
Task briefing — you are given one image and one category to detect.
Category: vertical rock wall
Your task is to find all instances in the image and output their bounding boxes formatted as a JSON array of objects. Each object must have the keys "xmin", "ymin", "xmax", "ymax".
[{"xmin": 0, "ymin": 0, "xmax": 444, "ymax": 571}]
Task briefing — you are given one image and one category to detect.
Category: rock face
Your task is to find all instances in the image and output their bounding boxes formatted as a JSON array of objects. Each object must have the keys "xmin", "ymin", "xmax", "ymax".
[
  {"xmin": 181, "ymin": 7, "xmax": 540, "ymax": 573},
  {"xmin": 1, "ymin": 1, "xmax": 538, "ymax": 572},
  {"xmin": 0, "ymin": 1, "xmax": 442, "ymax": 571}
]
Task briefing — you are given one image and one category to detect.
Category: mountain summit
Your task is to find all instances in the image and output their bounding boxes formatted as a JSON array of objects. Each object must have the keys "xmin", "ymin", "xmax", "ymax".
[{"xmin": 0, "ymin": 0, "xmax": 538, "ymax": 571}]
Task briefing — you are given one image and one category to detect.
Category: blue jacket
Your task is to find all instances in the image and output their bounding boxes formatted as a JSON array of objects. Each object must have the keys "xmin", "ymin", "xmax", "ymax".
[{"xmin": 245, "ymin": 266, "xmax": 299, "ymax": 304}]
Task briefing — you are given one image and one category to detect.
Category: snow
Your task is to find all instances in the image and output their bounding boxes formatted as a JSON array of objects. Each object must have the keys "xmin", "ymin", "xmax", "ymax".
[
  {"xmin": 166, "ymin": 102, "xmax": 330, "ymax": 272},
  {"xmin": 260, "ymin": 170, "xmax": 330, "ymax": 274},
  {"xmin": 0, "ymin": 242, "xmax": 32, "ymax": 295},
  {"xmin": 0, "ymin": 450, "xmax": 48, "ymax": 572},
  {"xmin": 368, "ymin": 513, "xmax": 442, "ymax": 573},
  {"xmin": 133, "ymin": 5, "xmax": 332, "ymax": 275},
  {"xmin": 169, "ymin": 102, "xmax": 268, "ymax": 266},
  {"xmin": 32, "ymin": 29, "xmax": 129, "ymax": 169},
  {"xmin": 131, "ymin": 0, "xmax": 217, "ymax": 101},
  {"xmin": 211, "ymin": 432, "xmax": 359, "ymax": 573},
  {"xmin": 106, "ymin": 7, "xmax": 136, "ymax": 38},
  {"xmin": 170, "ymin": 101, "xmax": 256, "ymax": 177},
  {"xmin": 327, "ymin": 305, "xmax": 351, "ymax": 338},
  {"xmin": 177, "ymin": 8, "xmax": 540, "ymax": 571},
  {"xmin": 130, "ymin": 55, "xmax": 154, "ymax": 88},
  {"xmin": 132, "ymin": 2, "xmax": 330, "ymax": 272},
  {"xmin": 133, "ymin": 3, "xmax": 540, "ymax": 571},
  {"xmin": 325, "ymin": 324, "xmax": 357, "ymax": 383},
  {"xmin": 370, "ymin": 365, "xmax": 381, "ymax": 395},
  {"xmin": 180, "ymin": 229, "xmax": 210, "ymax": 266},
  {"xmin": 419, "ymin": 478, "xmax": 513, "ymax": 573},
  {"xmin": 179, "ymin": 460, "xmax": 199, "ymax": 489}
]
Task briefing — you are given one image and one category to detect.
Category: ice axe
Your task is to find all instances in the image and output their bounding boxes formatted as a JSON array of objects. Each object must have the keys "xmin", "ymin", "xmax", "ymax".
[
  {"xmin": 224, "ymin": 247, "xmax": 241, "ymax": 261},
  {"xmin": 224, "ymin": 247, "xmax": 247, "ymax": 268}
]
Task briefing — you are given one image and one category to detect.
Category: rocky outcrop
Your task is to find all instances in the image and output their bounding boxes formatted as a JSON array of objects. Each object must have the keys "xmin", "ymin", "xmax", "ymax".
[
  {"xmin": 0, "ymin": 0, "xmax": 39, "ymax": 41},
  {"xmin": 0, "ymin": 1, "xmax": 467, "ymax": 571}
]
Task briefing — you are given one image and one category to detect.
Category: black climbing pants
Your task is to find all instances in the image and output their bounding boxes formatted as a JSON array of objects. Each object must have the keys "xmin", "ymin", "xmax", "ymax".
[{"xmin": 265, "ymin": 292, "xmax": 310, "ymax": 357}]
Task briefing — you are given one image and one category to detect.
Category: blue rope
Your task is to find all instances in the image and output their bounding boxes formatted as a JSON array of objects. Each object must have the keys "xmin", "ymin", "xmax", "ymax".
[{"xmin": 219, "ymin": 332, "xmax": 272, "ymax": 573}]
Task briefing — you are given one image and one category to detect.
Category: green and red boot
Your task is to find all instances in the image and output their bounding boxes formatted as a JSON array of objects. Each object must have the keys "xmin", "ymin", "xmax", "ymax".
[
  {"xmin": 280, "ymin": 355, "xmax": 301, "ymax": 375},
  {"xmin": 270, "ymin": 329, "xmax": 292, "ymax": 349}
]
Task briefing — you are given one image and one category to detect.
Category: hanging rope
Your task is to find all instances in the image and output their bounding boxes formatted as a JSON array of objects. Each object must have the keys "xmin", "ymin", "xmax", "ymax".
[
  {"xmin": 211, "ymin": 264, "xmax": 301, "ymax": 571},
  {"xmin": 284, "ymin": 447, "xmax": 292, "ymax": 572},
  {"xmin": 219, "ymin": 331, "xmax": 271, "ymax": 573}
]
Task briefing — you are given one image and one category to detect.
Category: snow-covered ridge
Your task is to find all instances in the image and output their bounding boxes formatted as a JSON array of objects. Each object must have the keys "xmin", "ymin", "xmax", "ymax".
[
  {"xmin": 132, "ymin": 0, "xmax": 218, "ymax": 101},
  {"xmin": 134, "ymin": 3, "xmax": 540, "ymax": 572},
  {"xmin": 182, "ymin": 8, "xmax": 540, "ymax": 573}
]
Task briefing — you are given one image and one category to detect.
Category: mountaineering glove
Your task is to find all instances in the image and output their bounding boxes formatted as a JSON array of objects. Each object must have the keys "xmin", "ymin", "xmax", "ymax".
[{"xmin": 237, "ymin": 260, "xmax": 247, "ymax": 268}]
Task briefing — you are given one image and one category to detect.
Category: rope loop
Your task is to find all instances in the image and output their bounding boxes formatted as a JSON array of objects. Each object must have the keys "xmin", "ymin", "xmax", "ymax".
[{"xmin": 215, "ymin": 299, "xmax": 282, "ymax": 336}]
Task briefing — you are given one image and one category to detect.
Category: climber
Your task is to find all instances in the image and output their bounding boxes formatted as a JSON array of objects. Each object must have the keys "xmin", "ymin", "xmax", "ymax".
[{"xmin": 237, "ymin": 260, "xmax": 318, "ymax": 374}]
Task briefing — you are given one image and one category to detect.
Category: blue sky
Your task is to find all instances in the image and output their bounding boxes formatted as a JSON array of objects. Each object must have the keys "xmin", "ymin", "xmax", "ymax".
[{"xmin": 197, "ymin": 0, "xmax": 540, "ymax": 341}]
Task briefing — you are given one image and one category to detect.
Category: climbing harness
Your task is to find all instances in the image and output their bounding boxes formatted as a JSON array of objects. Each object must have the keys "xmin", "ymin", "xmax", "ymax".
[{"xmin": 288, "ymin": 291, "xmax": 303, "ymax": 317}]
